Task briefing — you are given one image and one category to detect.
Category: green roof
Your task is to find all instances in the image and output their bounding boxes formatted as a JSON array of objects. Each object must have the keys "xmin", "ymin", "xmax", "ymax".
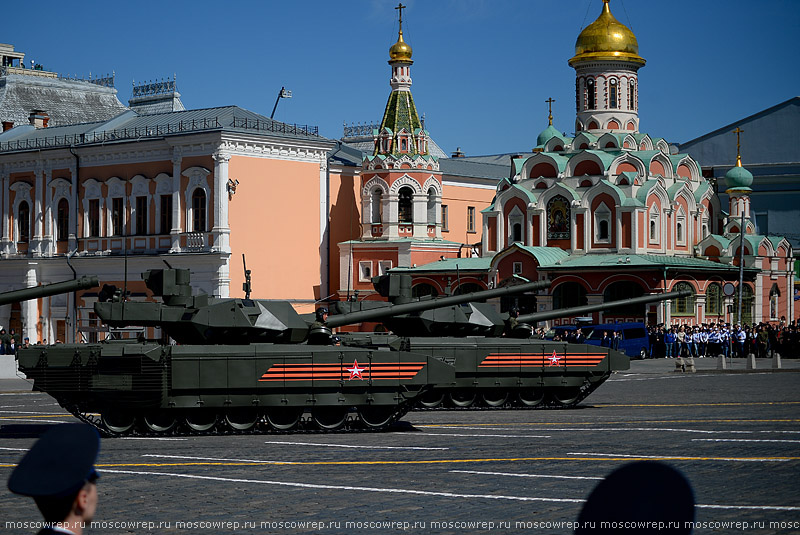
[
  {"xmin": 393, "ymin": 256, "xmax": 493, "ymax": 273},
  {"xmin": 375, "ymin": 89, "xmax": 424, "ymax": 156},
  {"xmin": 514, "ymin": 245, "xmax": 570, "ymax": 265},
  {"xmin": 549, "ymin": 253, "xmax": 752, "ymax": 272}
]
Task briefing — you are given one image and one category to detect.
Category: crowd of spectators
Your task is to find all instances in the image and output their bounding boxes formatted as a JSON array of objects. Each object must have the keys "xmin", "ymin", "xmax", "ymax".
[{"xmin": 646, "ymin": 319, "xmax": 799, "ymax": 359}]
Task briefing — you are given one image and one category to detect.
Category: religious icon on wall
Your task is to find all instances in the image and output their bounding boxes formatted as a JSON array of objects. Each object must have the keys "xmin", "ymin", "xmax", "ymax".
[{"xmin": 547, "ymin": 196, "xmax": 570, "ymax": 240}]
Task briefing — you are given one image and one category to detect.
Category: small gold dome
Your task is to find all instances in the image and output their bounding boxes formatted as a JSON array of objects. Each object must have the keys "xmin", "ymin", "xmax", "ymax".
[
  {"xmin": 569, "ymin": 0, "xmax": 645, "ymax": 66},
  {"xmin": 389, "ymin": 31, "xmax": 413, "ymax": 63}
]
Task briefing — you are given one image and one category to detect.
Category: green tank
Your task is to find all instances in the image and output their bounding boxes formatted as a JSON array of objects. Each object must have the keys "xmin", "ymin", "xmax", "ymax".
[
  {"xmin": 14, "ymin": 268, "xmax": 540, "ymax": 436},
  {"xmin": 333, "ymin": 274, "xmax": 689, "ymax": 409}
]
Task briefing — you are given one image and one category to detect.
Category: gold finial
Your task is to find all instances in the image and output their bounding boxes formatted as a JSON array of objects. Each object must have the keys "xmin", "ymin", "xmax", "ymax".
[
  {"xmin": 396, "ymin": 3, "xmax": 406, "ymax": 34},
  {"xmin": 733, "ymin": 127, "xmax": 744, "ymax": 167},
  {"xmin": 545, "ymin": 97, "xmax": 556, "ymax": 126}
]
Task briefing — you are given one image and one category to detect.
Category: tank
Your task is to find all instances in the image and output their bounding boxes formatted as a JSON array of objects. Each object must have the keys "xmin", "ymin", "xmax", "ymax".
[
  {"xmin": 334, "ymin": 273, "xmax": 689, "ymax": 409},
  {"xmin": 15, "ymin": 268, "xmax": 541, "ymax": 436}
]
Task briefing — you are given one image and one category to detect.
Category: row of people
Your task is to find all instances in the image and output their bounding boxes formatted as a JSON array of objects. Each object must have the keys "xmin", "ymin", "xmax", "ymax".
[{"xmin": 647, "ymin": 321, "xmax": 796, "ymax": 359}]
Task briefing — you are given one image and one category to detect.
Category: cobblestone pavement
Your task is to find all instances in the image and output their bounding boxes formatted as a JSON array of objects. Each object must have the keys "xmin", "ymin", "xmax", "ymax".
[{"xmin": 1, "ymin": 365, "xmax": 798, "ymax": 534}]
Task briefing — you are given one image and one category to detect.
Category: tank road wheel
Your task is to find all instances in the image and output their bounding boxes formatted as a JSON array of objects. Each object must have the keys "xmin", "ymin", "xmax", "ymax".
[
  {"xmin": 101, "ymin": 410, "xmax": 135, "ymax": 435},
  {"xmin": 448, "ymin": 390, "xmax": 477, "ymax": 408},
  {"xmin": 481, "ymin": 389, "xmax": 509, "ymax": 408},
  {"xmin": 419, "ymin": 391, "xmax": 445, "ymax": 409},
  {"xmin": 225, "ymin": 409, "xmax": 260, "ymax": 432},
  {"xmin": 184, "ymin": 410, "xmax": 218, "ymax": 433},
  {"xmin": 142, "ymin": 411, "xmax": 177, "ymax": 433},
  {"xmin": 266, "ymin": 407, "xmax": 303, "ymax": 431},
  {"xmin": 358, "ymin": 405, "xmax": 397, "ymax": 429},
  {"xmin": 312, "ymin": 407, "xmax": 349, "ymax": 431},
  {"xmin": 550, "ymin": 387, "xmax": 581, "ymax": 407},
  {"xmin": 517, "ymin": 388, "xmax": 546, "ymax": 407}
]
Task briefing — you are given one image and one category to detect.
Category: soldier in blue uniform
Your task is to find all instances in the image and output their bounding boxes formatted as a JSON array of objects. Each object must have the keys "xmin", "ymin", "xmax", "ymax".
[{"xmin": 7, "ymin": 423, "xmax": 101, "ymax": 535}]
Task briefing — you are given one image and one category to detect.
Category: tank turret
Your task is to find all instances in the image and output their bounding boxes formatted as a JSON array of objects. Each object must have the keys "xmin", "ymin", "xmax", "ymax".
[
  {"xmin": 93, "ymin": 269, "xmax": 549, "ymax": 344},
  {"xmin": 0, "ymin": 276, "xmax": 99, "ymax": 307}
]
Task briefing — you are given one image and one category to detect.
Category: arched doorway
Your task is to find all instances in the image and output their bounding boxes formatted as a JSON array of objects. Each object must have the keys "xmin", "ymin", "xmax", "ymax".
[
  {"xmin": 411, "ymin": 283, "xmax": 438, "ymax": 298},
  {"xmin": 602, "ymin": 281, "xmax": 645, "ymax": 318},
  {"xmin": 552, "ymin": 282, "xmax": 588, "ymax": 310}
]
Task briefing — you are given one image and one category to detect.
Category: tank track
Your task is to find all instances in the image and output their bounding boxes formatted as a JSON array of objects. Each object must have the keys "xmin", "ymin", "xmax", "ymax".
[
  {"xmin": 415, "ymin": 374, "xmax": 609, "ymax": 411},
  {"xmin": 63, "ymin": 403, "xmax": 412, "ymax": 438}
]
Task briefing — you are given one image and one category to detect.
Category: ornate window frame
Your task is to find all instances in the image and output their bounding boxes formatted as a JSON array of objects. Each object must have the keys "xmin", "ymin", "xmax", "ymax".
[
  {"xmin": 182, "ymin": 167, "xmax": 211, "ymax": 233},
  {"xmin": 130, "ymin": 174, "xmax": 152, "ymax": 235},
  {"xmin": 11, "ymin": 182, "xmax": 33, "ymax": 245},
  {"xmin": 82, "ymin": 179, "xmax": 103, "ymax": 238},
  {"xmin": 594, "ymin": 202, "xmax": 612, "ymax": 244}
]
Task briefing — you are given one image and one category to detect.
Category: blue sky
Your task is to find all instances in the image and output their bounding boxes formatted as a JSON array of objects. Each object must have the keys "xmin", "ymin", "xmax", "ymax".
[{"xmin": 4, "ymin": 0, "xmax": 798, "ymax": 157}]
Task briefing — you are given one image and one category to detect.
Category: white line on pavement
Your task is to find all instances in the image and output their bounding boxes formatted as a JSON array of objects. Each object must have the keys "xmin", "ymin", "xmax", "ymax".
[
  {"xmin": 567, "ymin": 452, "xmax": 790, "ymax": 462},
  {"xmin": 692, "ymin": 438, "xmax": 800, "ymax": 443},
  {"xmin": 142, "ymin": 454, "xmax": 284, "ymax": 463},
  {"xmin": 98, "ymin": 468, "xmax": 800, "ymax": 511},
  {"xmin": 450, "ymin": 470, "xmax": 603, "ymax": 480},
  {"xmin": 264, "ymin": 441, "xmax": 448, "ymax": 450}
]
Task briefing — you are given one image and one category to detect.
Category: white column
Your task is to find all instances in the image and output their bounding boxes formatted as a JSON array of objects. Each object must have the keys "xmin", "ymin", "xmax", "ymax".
[
  {"xmin": 481, "ymin": 213, "xmax": 489, "ymax": 253},
  {"xmin": 385, "ymin": 193, "xmax": 399, "ymax": 238},
  {"xmin": 631, "ymin": 209, "xmax": 639, "ymax": 253},
  {"xmin": 615, "ymin": 205, "xmax": 622, "ymax": 251},
  {"xmin": 43, "ymin": 171, "xmax": 53, "ymax": 256},
  {"xmin": 211, "ymin": 152, "xmax": 231, "ymax": 253},
  {"xmin": 412, "ymin": 192, "xmax": 427, "ymax": 238},
  {"xmin": 32, "ymin": 163, "xmax": 44, "ymax": 255},
  {"xmin": 22, "ymin": 263, "xmax": 38, "ymax": 344},
  {"xmin": 69, "ymin": 164, "xmax": 78, "ymax": 251},
  {"xmin": 495, "ymin": 212, "xmax": 504, "ymax": 251},
  {"xmin": 1, "ymin": 165, "xmax": 10, "ymax": 255},
  {"xmin": 170, "ymin": 152, "xmax": 182, "ymax": 252},
  {"xmin": 319, "ymin": 158, "xmax": 329, "ymax": 298}
]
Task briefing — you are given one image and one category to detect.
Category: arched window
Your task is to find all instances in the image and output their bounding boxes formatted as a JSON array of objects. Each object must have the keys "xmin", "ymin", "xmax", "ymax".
[
  {"xmin": 649, "ymin": 220, "xmax": 656, "ymax": 241},
  {"xmin": 671, "ymin": 281, "xmax": 695, "ymax": 316},
  {"xmin": 56, "ymin": 199, "xmax": 69, "ymax": 241},
  {"xmin": 769, "ymin": 284, "xmax": 780, "ymax": 320},
  {"xmin": 706, "ymin": 283, "xmax": 722, "ymax": 318},
  {"xmin": 586, "ymin": 78, "xmax": 595, "ymax": 110},
  {"xmin": 426, "ymin": 187, "xmax": 436, "ymax": 225},
  {"xmin": 575, "ymin": 79, "xmax": 581, "ymax": 111},
  {"xmin": 411, "ymin": 283, "xmax": 438, "ymax": 298},
  {"xmin": 629, "ymin": 79, "xmax": 636, "ymax": 110},
  {"xmin": 599, "ymin": 220, "xmax": 609, "ymax": 241},
  {"xmin": 603, "ymin": 281, "xmax": 644, "ymax": 315},
  {"xmin": 371, "ymin": 188, "xmax": 382, "ymax": 223},
  {"xmin": 676, "ymin": 222, "xmax": 683, "ymax": 243},
  {"xmin": 191, "ymin": 188, "xmax": 207, "ymax": 231},
  {"xmin": 18, "ymin": 201, "xmax": 30, "ymax": 243},
  {"xmin": 512, "ymin": 223, "xmax": 522, "ymax": 243},
  {"xmin": 553, "ymin": 282, "xmax": 588, "ymax": 309},
  {"xmin": 609, "ymin": 79, "xmax": 618, "ymax": 108},
  {"xmin": 398, "ymin": 186, "xmax": 414, "ymax": 223}
]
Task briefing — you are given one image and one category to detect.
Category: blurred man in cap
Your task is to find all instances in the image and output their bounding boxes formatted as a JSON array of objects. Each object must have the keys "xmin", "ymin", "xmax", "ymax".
[{"xmin": 8, "ymin": 423, "xmax": 100, "ymax": 534}]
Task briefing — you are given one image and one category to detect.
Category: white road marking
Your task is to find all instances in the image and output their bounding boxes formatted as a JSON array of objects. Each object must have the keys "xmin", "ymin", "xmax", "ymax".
[
  {"xmin": 99, "ymin": 469, "xmax": 585, "ymax": 503},
  {"xmin": 264, "ymin": 441, "xmax": 448, "ymax": 451},
  {"xmin": 0, "ymin": 410, "xmax": 61, "ymax": 414},
  {"xmin": 567, "ymin": 452, "xmax": 790, "ymax": 462},
  {"xmin": 143, "ymin": 454, "xmax": 284, "ymax": 464},
  {"xmin": 120, "ymin": 437, "xmax": 187, "ymax": 442},
  {"xmin": 0, "ymin": 447, "xmax": 29, "ymax": 452},
  {"xmin": 420, "ymin": 433, "xmax": 551, "ymax": 439},
  {"xmin": 98, "ymin": 468, "xmax": 800, "ymax": 511},
  {"xmin": 451, "ymin": 470, "xmax": 603, "ymax": 480},
  {"xmin": 0, "ymin": 417, "xmax": 72, "ymax": 424},
  {"xmin": 692, "ymin": 438, "xmax": 800, "ymax": 444}
]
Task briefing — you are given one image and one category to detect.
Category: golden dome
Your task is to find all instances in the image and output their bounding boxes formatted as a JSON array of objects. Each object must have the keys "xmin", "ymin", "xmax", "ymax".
[
  {"xmin": 569, "ymin": 0, "xmax": 645, "ymax": 66},
  {"xmin": 389, "ymin": 30, "xmax": 413, "ymax": 63}
]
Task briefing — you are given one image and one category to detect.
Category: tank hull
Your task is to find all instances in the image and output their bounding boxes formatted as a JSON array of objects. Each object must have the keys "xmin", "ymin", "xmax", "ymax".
[
  {"xmin": 16, "ymin": 341, "xmax": 455, "ymax": 435},
  {"xmin": 338, "ymin": 334, "xmax": 630, "ymax": 409}
]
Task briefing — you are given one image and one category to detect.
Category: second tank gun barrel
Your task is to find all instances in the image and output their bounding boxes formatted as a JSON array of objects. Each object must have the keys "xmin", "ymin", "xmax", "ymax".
[
  {"xmin": 516, "ymin": 290, "xmax": 691, "ymax": 324},
  {"xmin": 327, "ymin": 279, "xmax": 551, "ymax": 329},
  {"xmin": 0, "ymin": 276, "xmax": 99, "ymax": 307}
]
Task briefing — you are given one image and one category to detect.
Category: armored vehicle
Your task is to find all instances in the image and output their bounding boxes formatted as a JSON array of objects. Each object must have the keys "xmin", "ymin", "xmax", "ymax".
[
  {"xmin": 333, "ymin": 274, "xmax": 688, "ymax": 409},
  {"xmin": 15, "ymin": 268, "xmax": 545, "ymax": 436}
]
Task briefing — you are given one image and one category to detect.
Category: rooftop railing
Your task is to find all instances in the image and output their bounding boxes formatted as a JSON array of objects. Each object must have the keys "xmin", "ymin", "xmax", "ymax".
[{"xmin": 0, "ymin": 115, "xmax": 320, "ymax": 153}]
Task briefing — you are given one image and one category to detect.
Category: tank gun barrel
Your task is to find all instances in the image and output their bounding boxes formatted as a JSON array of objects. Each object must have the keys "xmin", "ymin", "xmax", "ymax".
[
  {"xmin": 516, "ymin": 290, "xmax": 691, "ymax": 324},
  {"xmin": 0, "ymin": 276, "xmax": 99, "ymax": 307},
  {"xmin": 327, "ymin": 279, "xmax": 551, "ymax": 329}
]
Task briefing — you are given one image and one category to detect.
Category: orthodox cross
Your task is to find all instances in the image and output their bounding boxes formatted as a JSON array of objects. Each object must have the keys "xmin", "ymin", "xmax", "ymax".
[
  {"xmin": 545, "ymin": 97, "xmax": 556, "ymax": 126},
  {"xmin": 732, "ymin": 127, "xmax": 744, "ymax": 166},
  {"xmin": 396, "ymin": 3, "xmax": 406, "ymax": 30}
]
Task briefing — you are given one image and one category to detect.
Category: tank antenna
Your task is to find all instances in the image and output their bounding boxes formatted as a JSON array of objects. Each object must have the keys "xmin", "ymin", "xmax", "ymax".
[{"xmin": 242, "ymin": 254, "xmax": 252, "ymax": 299}]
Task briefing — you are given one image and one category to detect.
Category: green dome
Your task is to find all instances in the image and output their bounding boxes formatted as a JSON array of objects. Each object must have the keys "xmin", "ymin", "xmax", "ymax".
[
  {"xmin": 725, "ymin": 163, "xmax": 753, "ymax": 191},
  {"xmin": 537, "ymin": 124, "xmax": 562, "ymax": 146}
]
